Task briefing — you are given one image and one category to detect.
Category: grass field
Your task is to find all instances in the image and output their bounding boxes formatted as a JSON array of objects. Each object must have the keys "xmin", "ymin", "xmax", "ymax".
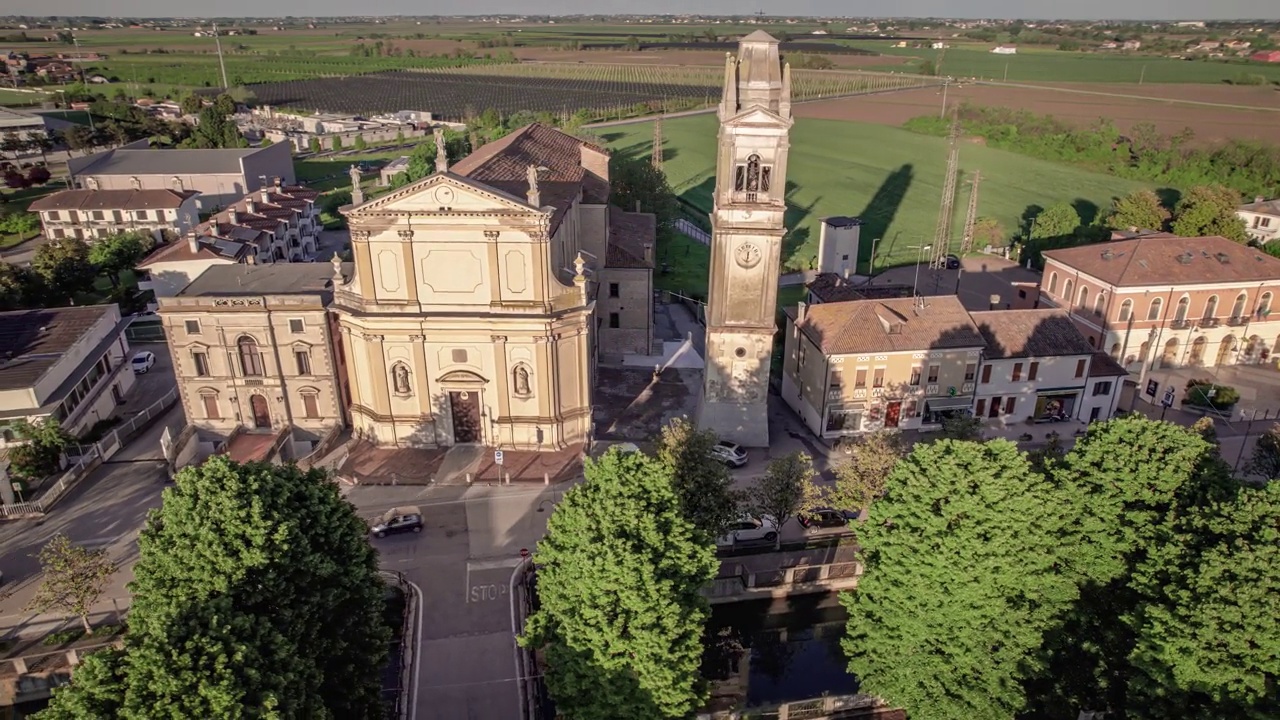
[
  {"xmin": 0, "ymin": 88, "xmax": 50, "ymax": 105},
  {"xmin": 604, "ymin": 114, "xmax": 1153, "ymax": 290}
]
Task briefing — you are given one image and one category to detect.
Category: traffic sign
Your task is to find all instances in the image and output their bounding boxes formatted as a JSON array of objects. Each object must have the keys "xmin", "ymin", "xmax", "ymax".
[{"xmin": 494, "ymin": 450, "xmax": 504, "ymax": 466}]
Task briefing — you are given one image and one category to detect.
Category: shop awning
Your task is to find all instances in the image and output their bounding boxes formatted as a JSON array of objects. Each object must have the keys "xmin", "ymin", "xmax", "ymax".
[{"xmin": 925, "ymin": 397, "xmax": 973, "ymax": 411}]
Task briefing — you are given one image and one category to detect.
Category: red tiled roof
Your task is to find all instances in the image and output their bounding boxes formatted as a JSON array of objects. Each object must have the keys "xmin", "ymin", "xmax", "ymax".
[
  {"xmin": 785, "ymin": 295, "xmax": 985, "ymax": 355},
  {"xmin": 606, "ymin": 206, "xmax": 655, "ymax": 269},
  {"xmin": 969, "ymin": 309, "xmax": 1094, "ymax": 358},
  {"xmin": 1089, "ymin": 351, "xmax": 1129, "ymax": 378},
  {"xmin": 28, "ymin": 188, "xmax": 198, "ymax": 212},
  {"xmin": 1043, "ymin": 235, "xmax": 1280, "ymax": 287}
]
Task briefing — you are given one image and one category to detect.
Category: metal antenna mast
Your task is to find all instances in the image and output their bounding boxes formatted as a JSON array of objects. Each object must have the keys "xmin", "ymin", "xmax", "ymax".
[
  {"xmin": 960, "ymin": 170, "xmax": 981, "ymax": 254},
  {"xmin": 929, "ymin": 113, "xmax": 960, "ymax": 270},
  {"xmin": 651, "ymin": 115, "xmax": 664, "ymax": 171},
  {"xmin": 212, "ymin": 22, "xmax": 229, "ymax": 90}
]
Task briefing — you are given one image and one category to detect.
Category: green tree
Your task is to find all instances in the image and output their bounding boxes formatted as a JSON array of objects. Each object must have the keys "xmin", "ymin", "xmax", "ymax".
[
  {"xmin": 828, "ymin": 429, "xmax": 905, "ymax": 511},
  {"xmin": 25, "ymin": 534, "xmax": 115, "ymax": 634},
  {"xmin": 32, "ymin": 238, "xmax": 94, "ymax": 301},
  {"xmin": 395, "ymin": 128, "xmax": 405, "ymax": 144},
  {"xmin": 179, "ymin": 93, "xmax": 204, "ymax": 114},
  {"xmin": 7, "ymin": 418, "xmax": 71, "ymax": 479},
  {"xmin": 1171, "ymin": 184, "xmax": 1249, "ymax": 242},
  {"xmin": 1244, "ymin": 423, "xmax": 1280, "ymax": 480},
  {"xmin": 353, "ymin": 134, "xmax": 367, "ymax": 151},
  {"xmin": 36, "ymin": 648, "xmax": 128, "ymax": 720},
  {"xmin": 654, "ymin": 416, "xmax": 740, "ymax": 541},
  {"xmin": 1127, "ymin": 482, "xmax": 1280, "ymax": 720},
  {"xmin": 185, "ymin": 101, "xmax": 242, "ymax": 149},
  {"xmin": 1031, "ymin": 201, "xmax": 1082, "ymax": 239},
  {"xmin": 1105, "ymin": 188, "xmax": 1171, "ymax": 232},
  {"xmin": 0, "ymin": 261, "xmax": 41, "ymax": 310},
  {"xmin": 42, "ymin": 457, "xmax": 390, "ymax": 718},
  {"xmin": 520, "ymin": 449, "xmax": 717, "ymax": 720},
  {"xmin": 308, "ymin": 136, "xmax": 322, "ymax": 154},
  {"xmin": 88, "ymin": 231, "xmax": 152, "ymax": 290},
  {"xmin": 330, "ymin": 135, "xmax": 343, "ymax": 152},
  {"xmin": 939, "ymin": 414, "xmax": 983, "ymax": 441},
  {"xmin": 842, "ymin": 439, "xmax": 1077, "ymax": 720},
  {"xmin": 609, "ymin": 154, "xmax": 679, "ymax": 243},
  {"xmin": 0, "ymin": 210, "xmax": 38, "ymax": 240},
  {"xmin": 918, "ymin": 59, "xmax": 937, "ymax": 75},
  {"xmin": 749, "ymin": 451, "xmax": 818, "ymax": 546},
  {"xmin": 212, "ymin": 93, "xmax": 236, "ymax": 116}
]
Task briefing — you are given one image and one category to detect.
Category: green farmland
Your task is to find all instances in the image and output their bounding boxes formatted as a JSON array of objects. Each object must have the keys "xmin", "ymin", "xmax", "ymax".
[{"xmin": 604, "ymin": 114, "xmax": 1153, "ymax": 294}]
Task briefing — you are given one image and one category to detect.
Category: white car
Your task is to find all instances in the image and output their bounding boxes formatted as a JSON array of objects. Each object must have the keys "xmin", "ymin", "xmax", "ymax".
[
  {"xmin": 710, "ymin": 441, "xmax": 748, "ymax": 468},
  {"xmin": 715, "ymin": 514, "xmax": 779, "ymax": 547},
  {"xmin": 130, "ymin": 351, "xmax": 156, "ymax": 374}
]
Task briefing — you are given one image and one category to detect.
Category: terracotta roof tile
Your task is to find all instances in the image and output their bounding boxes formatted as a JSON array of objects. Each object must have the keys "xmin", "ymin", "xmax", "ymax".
[
  {"xmin": 28, "ymin": 188, "xmax": 198, "ymax": 212},
  {"xmin": 1044, "ymin": 235, "xmax": 1280, "ymax": 287},
  {"xmin": 786, "ymin": 296, "xmax": 985, "ymax": 355},
  {"xmin": 606, "ymin": 206, "xmax": 655, "ymax": 269},
  {"xmin": 1089, "ymin": 352, "xmax": 1129, "ymax": 378},
  {"xmin": 969, "ymin": 309, "xmax": 1094, "ymax": 358}
]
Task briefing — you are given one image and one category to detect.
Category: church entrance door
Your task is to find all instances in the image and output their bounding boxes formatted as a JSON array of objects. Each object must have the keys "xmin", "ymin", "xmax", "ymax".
[{"xmin": 449, "ymin": 391, "xmax": 482, "ymax": 444}]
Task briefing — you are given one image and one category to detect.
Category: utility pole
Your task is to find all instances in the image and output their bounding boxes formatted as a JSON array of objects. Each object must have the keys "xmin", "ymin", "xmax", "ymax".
[
  {"xmin": 651, "ymin": 114, "xmax": 663, "ymax": 171},
  {"xmin": 212, "ymin": 22, "xmax": 229, "ymax": 91},
  {"xmin": 960, "ymin": 170, "xmax": 981, "ymax": 254},
  {"xmin": 929, "ymin": 112, "xmax": 960, "ymax": 271},
  {"xmin": 939, "ymin": 77, "xmax": 949, "ymax": 119},
  {"xmin": 1138, "ymin": 64, "xmax": 1147, "ymax": 85}
]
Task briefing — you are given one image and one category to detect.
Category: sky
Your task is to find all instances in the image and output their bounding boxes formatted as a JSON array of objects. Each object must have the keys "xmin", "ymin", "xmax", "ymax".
[{"xmin": 6, "ymin": 1, "xmax": 1279, "ymax": 20}]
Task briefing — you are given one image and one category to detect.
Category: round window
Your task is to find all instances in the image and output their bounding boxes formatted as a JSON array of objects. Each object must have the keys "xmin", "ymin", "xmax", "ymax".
[{"xmin": 734, "ymin": 347, "xmax": 747, "ymax": 358}]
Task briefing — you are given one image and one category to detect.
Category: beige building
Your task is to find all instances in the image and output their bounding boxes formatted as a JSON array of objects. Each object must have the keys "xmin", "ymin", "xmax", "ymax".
[
  {"xmin": 334, "ymin": 123, "xmax": 654, "ymax": 450},
  {"xmin": 0, "ymin": 305, "xmax": 135, "ymax": 444},
  {"xmin": 136, "ymin": 234, "xmax": 256, "ymax": 299},
  {"xmin": 1238, "ymin": 197, "xmax": 1280, "ymax": 244},
  {"xmin": 782, "ymin": 296, "xmax": 985, "ymax": 438},
  {"xmin": 28, "ymin": 188, "xmax": 200, "ymax": 243},
  {"xmin": 157, "ymin": 263, "xmax": 348, "ymax": 460},
  {"xmin": 67, "ymin": 140, "xmax": 294, "ymax": 210}
]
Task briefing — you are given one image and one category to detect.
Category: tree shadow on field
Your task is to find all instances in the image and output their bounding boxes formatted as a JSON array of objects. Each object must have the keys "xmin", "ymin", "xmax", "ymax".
[
  {"xmin": 784, "ymin": 179, "xmax": 820, "ymax": 270},
  {"xmin": 598, "ymin": 132, "xmax": 626, "ymax": 144},
  {"xmin": 1072, "ymin": 198, "xmax": 1100, "ymax": 227},
  {"xmin": 857, "ymin": 164, "xmax": 913, "ymax": 273},
  {"xmin": 1021, "ymin": 203, "xmax": 1045, "ymax": 237},
  {"xmin": 1155, "ymin": 187, "xmax": 1182, "ymax": 211}
]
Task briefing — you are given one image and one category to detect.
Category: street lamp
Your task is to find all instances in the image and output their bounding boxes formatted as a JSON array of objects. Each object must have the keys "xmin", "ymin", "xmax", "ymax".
[
  {"xmin": 868, "ymin": 237, "xmax": 882, "ymax": 280},
  {"xmin": 911, "ymin": 244, "xmax": 932, "ymax": 297}
]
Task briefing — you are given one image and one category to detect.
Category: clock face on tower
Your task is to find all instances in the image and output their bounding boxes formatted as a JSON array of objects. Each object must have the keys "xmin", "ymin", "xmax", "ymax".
[{"xmin": 734, "ymin": 242, "xmax": 762, "ymax": 269}]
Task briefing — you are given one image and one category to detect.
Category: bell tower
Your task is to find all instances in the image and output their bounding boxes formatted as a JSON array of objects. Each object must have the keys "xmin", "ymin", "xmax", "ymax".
[{"xmin": 698, "ymin": 31, "xmax": 792, "ymax": 447}]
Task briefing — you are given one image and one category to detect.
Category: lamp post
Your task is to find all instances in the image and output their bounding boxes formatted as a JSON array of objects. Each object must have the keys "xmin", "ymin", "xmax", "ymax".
[
  {"xmin": 911, "ymin": 244, "xmax": 932, "ymax": 298},
  {"xmin": 868, "ymin": 237, "xmax": 881, "ymax": 280}
]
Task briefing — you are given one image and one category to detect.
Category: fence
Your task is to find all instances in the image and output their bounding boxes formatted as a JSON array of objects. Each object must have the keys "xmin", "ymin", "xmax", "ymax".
[
  {"xmin": 380, "ymin": 571, "xmax": 419, "ymax": 720},
  {"xmin": 1, "ymin": 389, "xmax": 178, "ymax": 519},
  {"xmin": 698, "ymin": 694, "xmax": 886, "ymax": 720}
]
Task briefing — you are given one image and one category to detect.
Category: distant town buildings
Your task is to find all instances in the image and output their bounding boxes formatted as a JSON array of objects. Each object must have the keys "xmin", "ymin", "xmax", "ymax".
[
  {"xmin": 0, "ymin": 107, "xmax": 50, "ymax": 142},
  {"xmin": 991, "ymin": 45, "xmax": 1018, "ymax": 54},
  {"xmin": 1239, "ymin": 197, "xmax": 1280, "ymax": 244}
]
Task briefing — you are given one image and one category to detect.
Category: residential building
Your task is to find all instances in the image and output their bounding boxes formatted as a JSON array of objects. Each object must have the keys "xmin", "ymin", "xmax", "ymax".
[
  {"xmin": 220, "ymin": 181, "xmax": 322, "ymax": 261},
  {"xmin": 1251, "ymin": 50, "xmax": 1280, "ymax": 63},
  {"xmin": 1080, "ymin": 353, "xmax": 1129, "ymax": 423},
  {"xmin": 1038, "ymin": 234, "xmax": 1280, "ymax": 404},
  {"xmin": 67, "ymin": 140, "xmax": 294, "ymax": 210},
  {"xmin": 991, "ymin": 45, "xmax": 1018, "ymax": 54},
  {"xmin": 0, "ymin": 107, "xmax": 49, "ymax": 141},
  {"xmin": 157, "ymin": 263, "xmax": 348, "ymax": 462},
  {"xmin": 1238, "ymin": 196, "xmax": 1280, "ymax": 244},
  {"xmin": 27, "ymin": 189, "xmax": 200, "ymax": 243},
  {"xmin": 781, "ymin": 296, "xmax": 986, "ymax": 438},
  {"xmin": 969, "ymin": 309, "xmax": 1122, "ymax": 425},
  {"xmin": 334, "ymin": 122, "xmax": 654, "ymax": 450},
  {"xmin": 1122, "ymin": 39, "xmax": 1142, "ymax": 50},
  {"xmin": 0, "ymin": 305, "xmax": 135, "ymax": 443},
  {"xmin": 380, "ymin": 156, "xmax": 411, "ymax": 186},
  {"xmin": 135, "ymin": 233, "xmax": 257, "ymax": 299}
]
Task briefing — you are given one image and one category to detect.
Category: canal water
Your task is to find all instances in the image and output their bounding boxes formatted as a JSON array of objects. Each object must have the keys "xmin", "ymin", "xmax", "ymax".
[{"xmin": 702, "ymin": 591, "xmax": 859, "ymax": 711}]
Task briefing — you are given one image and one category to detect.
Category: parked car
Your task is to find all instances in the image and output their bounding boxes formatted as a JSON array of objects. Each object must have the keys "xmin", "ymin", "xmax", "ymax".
[
  {"xmin": 710, "ymin": 441, "xmax": 748, "ymax": 468},
  {"xmin": 130, "ymin": 351, "xmax": 156, "ymax": 374},
  {"xmin": 715, "ymin": 514, "xmax": 779, "ymax": 547},
  {"xmin": 945, "ymin": 254, "xmax": 961, "ymax": 269},
  {"xmin": 371, "ymin": 506, "xmax": 424, "ymax": 538},
  {"xmin": 798, "ymin": 507, "xmax": 858, "ymax": 530}
]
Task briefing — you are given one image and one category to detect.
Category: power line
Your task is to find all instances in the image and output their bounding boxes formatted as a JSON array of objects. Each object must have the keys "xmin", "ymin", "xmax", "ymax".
[{"xmin": 929, "ymin": 111, "xmax": 960, "ymax": 271}]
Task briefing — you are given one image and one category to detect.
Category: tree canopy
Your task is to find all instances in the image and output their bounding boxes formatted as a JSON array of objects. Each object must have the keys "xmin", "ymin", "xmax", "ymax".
[
  {"xmin": 88, "ymin": 231, "xmax": 153, "ymax": 290},
  {"xmin": 41, "ymin": 457, "xmax": 390, "ymax": 719},
  {"xmin": 32, "ymin": 238, "xmax": 94, "ymax": 302},
  {"xmin": 1170, "ymin": 184, "xmax": 1249, "ymax": 242},
  {"xmin": 1030, "ymin": 201, "xmax": 1082, "ymax": 239},
  {"xmin": 653, "ymin": 416, "xmax": 740, "ymax": 541},
  {"xmin": 1105, "ymin": 189, "xmax": 1171, "ymax": 232},
  {"xmin": 521, "ymin": 448, "xmax": 717, "ymax": 720},
  {"xmin": 609, "ymin": 154, "xmax": 679, "ymax": 243}
]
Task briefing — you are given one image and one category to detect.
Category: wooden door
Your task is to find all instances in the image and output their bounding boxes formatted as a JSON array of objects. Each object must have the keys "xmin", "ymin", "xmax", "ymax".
[
  {"xmin": 884, "ymin": 401, "xmax": 901, "ymax": 428},
  {"xmin": 250, "ymin": 394, "xmax": 271, "ymax": 429},
  {"xmin": 449, "ymin": 390, "xmax": 482, "ymax": 444}
]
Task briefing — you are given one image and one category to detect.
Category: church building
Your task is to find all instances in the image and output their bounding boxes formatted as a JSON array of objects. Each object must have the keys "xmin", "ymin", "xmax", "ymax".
[{"xmin": 333, "ymin": 125, "xmax": 655, "ymax": 450}]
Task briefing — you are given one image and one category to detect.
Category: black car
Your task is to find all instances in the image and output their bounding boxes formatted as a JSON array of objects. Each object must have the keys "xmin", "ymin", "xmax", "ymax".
[
  {"xmin": 371, "ymin": 506, "xmax": 424, "ymax": 538},
  {"xmin": 798, "ymin": 507, "xmax": 858, "ymax": 529},
  {"xmin": 946, "ymin": 254, "xmax": 961, "ymax": 269}
]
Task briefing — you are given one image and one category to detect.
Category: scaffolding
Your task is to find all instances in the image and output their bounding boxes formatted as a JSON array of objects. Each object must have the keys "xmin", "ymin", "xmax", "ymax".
[
  {"xmin": 960, "ymin": 170, "xmax": 981, "ymax": 254},
  {"xmin": 929, "ymin": 114, "xmax": 960, "ymax": 270}
]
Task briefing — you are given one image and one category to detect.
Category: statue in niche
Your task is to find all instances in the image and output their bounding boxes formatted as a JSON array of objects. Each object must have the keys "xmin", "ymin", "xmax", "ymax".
[
  {"xmin": 513, "ymin": 365, "xmax": 531, "ymax": 396},
  {"xmin": 392, "ymin": 363, "xmax": 412, "ymax": 395}
]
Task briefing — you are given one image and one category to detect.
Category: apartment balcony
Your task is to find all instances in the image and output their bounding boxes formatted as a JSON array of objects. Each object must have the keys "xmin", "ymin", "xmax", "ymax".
[
  {"xmin": 1227, "ymin": 316, "xmax": 1249, "ymax": 327},
  {"xmin": 1199, "ymin": 317, "xmax": 1221, "ymax": 329},
  {"xmin": 1169, "ymin": 319, "xmax": 1194, "ymax": 330}
]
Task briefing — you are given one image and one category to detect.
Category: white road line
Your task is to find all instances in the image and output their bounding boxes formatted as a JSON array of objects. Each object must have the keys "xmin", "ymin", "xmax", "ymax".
[{"xmin": 467, "ymin": 557, "xmax": 525, "ymax": 571}]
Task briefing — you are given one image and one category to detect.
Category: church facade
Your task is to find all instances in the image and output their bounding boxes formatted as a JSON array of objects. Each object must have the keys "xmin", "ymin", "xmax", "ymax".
[{"xmin": 333, "ymin": 125, "xmax": 655, "ymax": 450}]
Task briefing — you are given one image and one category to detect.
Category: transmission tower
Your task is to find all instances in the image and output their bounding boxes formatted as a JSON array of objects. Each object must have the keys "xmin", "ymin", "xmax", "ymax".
[
  {"xmin": 929, "ymin": 114, "xmax": 961, "ymax": 270},
  {"xmin": 651, "ymin": 115, "xmax": 664, "ymax": 171},
  {"xmin": 960, "ymin": 170, "xmax": 981, "ymax": 254}
]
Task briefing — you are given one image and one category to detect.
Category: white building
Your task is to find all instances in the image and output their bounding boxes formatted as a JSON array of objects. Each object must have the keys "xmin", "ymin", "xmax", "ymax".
[
  {"xmin": 991, "ymin": 45, "xmax": 1018, "ymax": 54},
  {"xmin": 28, "ymin": 188, "xmax": 200, "ymax": 243},
  {"xmin": 136, "ymin": 233, "xmax": 257, "ymax": 298},
  {"xmin": 1238, "ymin": 197, "xmax": 1280, "ymax": 244},
  {"xmin": 0, "ymin": 305, "xmax": 135, "ymax": 444},
  {"xmin": 969, "ymin": 309, "xmax": 1125, "ymax": 425}
]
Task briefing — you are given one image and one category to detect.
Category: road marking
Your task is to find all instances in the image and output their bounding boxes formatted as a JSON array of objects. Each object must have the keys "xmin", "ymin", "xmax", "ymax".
[
  {"xmin": 467, "ymin": 557, "xmax": 525, "ymax": 571},
  {"xmin": 466, "ymin": 556, "xmax": 525, "ymax": 603}
]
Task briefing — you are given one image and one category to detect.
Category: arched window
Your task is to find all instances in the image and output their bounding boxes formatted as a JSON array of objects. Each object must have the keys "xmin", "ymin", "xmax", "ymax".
[
  {"xmin": 237, "ymin": 336, "xmax": 263, "ymax": 377},
  {"xmin": 1260, "ymin": 292, "xmax": 1273, "ymax": 317},
  {"xmin": 1048, "ymin": 272, "xmax": 1059, "ymax": 295},
  {"xmin": 1175, "ymin": 295, "xmax": 1190, "ymax": 323},
  {"xmin": 1094, "ymin": 292, "xmax": 1106, "ymax": 316},
  {"xmin": 1147, "ymin": 297, "xmax": 1163, "ymax": 321},
  {"xmin": 1232, "ymin": 292, "xmax": 1248, "ymax": 319},
  {"xmin": 1079, "ymin": 287, "xmax": 1090, "ymax": 310},
  {"xmin": 1119, "ymin": 299, "xmax": 1134, "ymax": 322},
  {"xmin": 1064, "ymin": 279, "xmax": 1074, "ymax": 306},
  {"xmin": 1203, "ymin": 295, "xmax": 1218, "ymax": 320}
]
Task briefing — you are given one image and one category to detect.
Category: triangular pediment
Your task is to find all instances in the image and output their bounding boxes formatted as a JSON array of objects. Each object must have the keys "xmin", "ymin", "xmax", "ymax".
[
  {"xmin": 725, "ymin": 105, "xmax": 790, "ymax": 128},
  {"xmin": 346, "ymin": 173, "xmax": 535, "ymax": 216}
]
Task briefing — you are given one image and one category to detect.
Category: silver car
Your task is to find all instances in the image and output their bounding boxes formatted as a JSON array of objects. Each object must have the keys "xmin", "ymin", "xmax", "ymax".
[
  {"xmin": 710, "ymin": 441, "xmax": 748, "ymax": 468},
  {"xmin": 715, "ymin": 514, "xmax": 779, "ymax": 547}
]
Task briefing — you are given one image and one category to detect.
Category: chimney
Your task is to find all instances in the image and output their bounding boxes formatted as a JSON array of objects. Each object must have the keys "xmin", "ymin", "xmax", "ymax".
[
  {"xmin": 526, "ymin": 164, "xmax": 541, "ymax": 207},
  {"xmin": 797, "ymin": 301, "xmax": 807, "ymax": 323},
  {"xmin": 274, "ymin": 176, "xmax": 283, "ymax": 191},
  {"xmin": 842, "ymin": 267, "xmax": 851, "ymax": 280},
  {"xmin": 246, "ymin": 199, "xmax": 256, "ymax": 214},
  {"xmin": 186, "ymin": 233, "xmax": 199, "ymax": 253},
  {"xmin": 989, "ymin": 294, "xmax": 1001, "ymax": 311},
  {"xmin": 260, "ymin": 187, "xmax": 270, "ymax": 204},
  {"xmin": 229, "ymin": 209, "xmax": 238, "ymax": 224},
  {"xmin": 643, "ymin": 242, "xmax": 653, "ymax": 266}
]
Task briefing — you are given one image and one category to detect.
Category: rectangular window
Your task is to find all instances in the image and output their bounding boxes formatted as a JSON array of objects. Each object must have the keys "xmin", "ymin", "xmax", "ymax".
[
  {"xmin": 67, "ymin": 211, "xmax": 78, "ymax": 223},
  {"xmin": 112, "ymin": 210, "xmax": 122, "ymax": 223},
  {"xmin": 48, "ymin": 210, "xmax": 59, "ymax": 221},
  {"xmin": 981, "ymin": 364, "xmax": 992, "ymax": 384},
  {"xmin": 829, "ymin": 369, "xmax": 843, "ymax": 388},
  {"xmin": 91, "ymin": 210, "xmax": 104, "ymax": 220},
  {"xmin": 608, "ymin": 282, "xmax": 620, "ymax": 298},
  {"xmin": 1093, "ymin": 381, "xmax": 1113, "ymax": 396},
  {"xmin": 1029, "ymin": 362, "xmax": 1040, "ymax": 381},
  {"xmin": 910, "ymin": 367, "xmax": 922, "ymax": 386},
  {"xmin": 964, "ymin": 363, "xmax": 976, "ymax": 382},
  {"xmin": 289, "ymin": 318, "xmax": 305, "ymax": 334},
  {"xmin": 53, "ymin": 228, "xmax": 65, "ymax": 239},
  {"xmin": 184, "ymin": 319, "xmax": 200, "ymax": 334},
  {"xmin": 609, "ymin": 313, "xmax": 620, "ymax": 329},
  {"xmin": 798, "ymin": 344, "xmax": 806, "ymax": 368},
  {"xmin": 1075, "ymin": 358, "xmax": 1087, "ymax": 378},
  {"xmin": 927, "ymin": 365, "xmax": 939, "ymax": 383},
  {"xmin": 136, "ymin": 210, "xmax": 148, "ymax": 220},
  {"xmin": 855, "ymin": 369, "xmax": 867, "ymax": 388},
  {"xmin": 1012, "ymin": 363, "xmax": 1023, "ymax": 382},
  {"xmin": 872, "ymin": 368, "xmax": 885, "ymax": 388},
  {"xmin": 1004, "ymin": 397, "xmax": 1016, "ymax": 414},
  {"xmin": 295, "ymin": 350, "xmax": 311, "ymax": 375},
  {"xmin": 302, "ymin": 393, "xmax": 320, "ymax": 419},
  {"xmin": 202, "ymin": 394, "xmax": 220, "ymax": 419},
  {"xmin": 192, "ymin": 351, "xmax": 209, "ymax": 377}
]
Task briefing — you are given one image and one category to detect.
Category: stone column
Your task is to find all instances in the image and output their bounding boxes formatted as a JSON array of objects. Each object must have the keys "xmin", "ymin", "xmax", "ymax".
[
  {"xmin": 399, "ymin": 228, "xmax": 418, "ymax": 303},
  {"xmin": 484, "ymin": 230, "xmax": 502, "ymax": 305}
]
